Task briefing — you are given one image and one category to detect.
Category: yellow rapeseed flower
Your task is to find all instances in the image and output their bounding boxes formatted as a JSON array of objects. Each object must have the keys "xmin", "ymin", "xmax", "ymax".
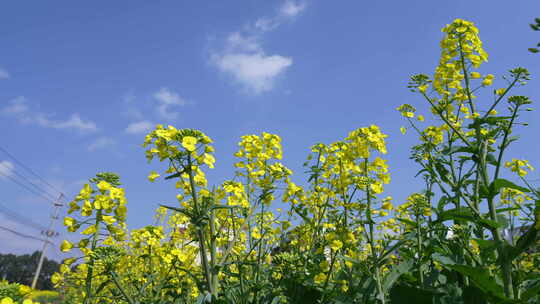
[
  {"xmin": 314, "ymin": 273, "xmax": 326, "ymax": 285},
  {"xmin": 470, "ymin": 72, "xmax": 481, "ymax": 79},
  {"xmin": 400, "ymin": 126, "xmax": 406, "ymax": 135},
  {"xmin": 182, "ymin": 136, "xmax": 198, "ymax": 151},
  {"xmin": 505, "ymin": 158, "xmax": 534, "ymax": 177},
  {"xmin": 381, "ymin": 201, "xmax": 393, "ymax": 210},
  {"xmin": 495, "ymin": 88, "xmax": 506, "ymax": 95},
  {"xmin": 482, "ymin": 74, "xmax": 494, "ymax": 86},
  {"xmin": 148, "ymin": 171, "xmax": 160, "ymax": 182},
  {"xmin": 60, "ymin": 240, "xmax": 74, "ymax": 252},
  {"xmin": 64, "ymin": 216, "xmax": 76, "ymax": 227},
  {"xmin": 81, "ymin": 225, "xmax": 97, "ymax": 235}
]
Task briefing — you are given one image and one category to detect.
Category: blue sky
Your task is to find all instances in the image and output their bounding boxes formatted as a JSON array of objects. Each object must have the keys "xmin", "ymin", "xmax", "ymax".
[{"xmin": 1, "ymin": 1, "xmax": 539, "ymax": 260}]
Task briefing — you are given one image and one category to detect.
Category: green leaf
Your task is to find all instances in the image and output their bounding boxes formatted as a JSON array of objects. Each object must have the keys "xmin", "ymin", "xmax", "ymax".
[
  {"xmin": 496, "ymin": 207, "xmax": 520, "ymax": 213},
  {"xmin": 473, "ymin": 239, "xmax": 497, "ymax": 251},
  {"xmin": 195, "ymin": 292, "xmax": 212, "ymax": 304},
  {"xmin": 437, "ymin": 196, "xmax": 448, "ymax": 212},
  {"xmin": 160, "ymin": 204, "xmax": 194, "ymax": 219},
  {"xmin": 164, "ymin": 171, "xmax": 184, "ymax": 180},
  {"xmin": 432, "ymin": 253, "xmax": 456, "ymax": 266},
  {"xmin": 397, "ymin": 218, "xmax": 417, "ymax": 228},
  {"xmin": 483, "ymin": 116, "xmax": 512, "ymax": 125},
  {"xmin": 435, "ymin": 163, "xmax": 451, "ymax": 184},
  {"xmin": 414, "ymin": 168, "xmax": 429, "ymax": 178},
  {"xmin": 442, "ymin": 145, "xmax": 477, "ymax": 155},
  {"xmin": 447, "ymin": 265, "xmax": 510, "ymax": 302},
  {"xmin": 496, "ymin": 214, "xmax": 509, "ymax": 229},
  {"xmin": 479, "ymin": 185, "xmax": 491, "ymax": 199},
  {"xmin": 209, "ymin": 204, "xmax": 242, "ymax": 211},
  {"xmin": 502, "ymin": 136, "xmax": 520, "ymax": 149},
  {"xmin": 521, "ymin": 277, "xmax": 540, "ymax": 301},
  {"xmin": 486, "ymin": 153, "xmax": 498, "ymax": 166},
  {"xmin": 382, "ymin": 259, "xmax": 414, "ymax": 291},
  {"xmin": 490, "ymin": 179, "xmax": 530, "ymax": 195},
  {"xmin": 463, "ymin": 285, "xmax": 488, "ymax": 304},
  {"xmin": 436, "ymin": 207, "xmax": 501, "ymax": 230},
  {"xmin": 389, "ymin": 285, "xmax": 440, "ymax": 304},
  {"xmin": 506, "ymin": 226, "xmax": 539, "ymax": 261}
]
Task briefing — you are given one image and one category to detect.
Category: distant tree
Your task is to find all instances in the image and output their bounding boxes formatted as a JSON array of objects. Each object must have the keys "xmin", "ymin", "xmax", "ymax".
[
  {"xmin": 529, "ymin": 17, "xmax": 540, "ymax": 53},
  {"xmin": 0, "ymin": 251, "xmax": 60, "ymax": 290}
]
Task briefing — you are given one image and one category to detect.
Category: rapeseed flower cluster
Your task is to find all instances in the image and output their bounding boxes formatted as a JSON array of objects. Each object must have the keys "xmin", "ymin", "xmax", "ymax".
[{"xmin": 50, "ymin": 19, "xmax": 539, "ymax": 304}]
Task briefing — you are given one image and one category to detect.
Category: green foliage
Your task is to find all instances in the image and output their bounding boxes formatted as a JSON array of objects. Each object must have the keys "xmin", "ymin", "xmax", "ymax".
[
  {"xmin": 0, "ymin": 252, "xmax": 59, "ymax": 291},
  {"xmin": 529, "ymin": 17, "xmax": 540, "ymax": 53}
]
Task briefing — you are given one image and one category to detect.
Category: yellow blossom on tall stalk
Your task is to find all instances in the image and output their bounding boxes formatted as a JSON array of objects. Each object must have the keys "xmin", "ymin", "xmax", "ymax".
[
  {"xmin": 434, "ymin": 19, "xmax": 488, "ymax": 97},
  {"xmin": 505, "ymin": 158, "xmax": 534, "ymax": 177},
  {"xmin": 53, "ymin": 173, "xmax": 129, "ymax": 304},
  {"xmin": 401, "ymin": 18, "xmax": 537, "ymax": 301}
]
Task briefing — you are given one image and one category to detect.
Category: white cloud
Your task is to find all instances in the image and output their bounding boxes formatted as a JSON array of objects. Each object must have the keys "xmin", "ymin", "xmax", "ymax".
[
  {"xmin": 214, "ymin": 53, "xmax": 292, "ymax": 94},
  {"xmin": 1, "ymin": 96, "xmax": 28, "ymax": 114},
  {"xmin": 280, "ymin": 0, "xmax": 306, "ymax": 17},
  {"xmin": 0, "ymin": 161, "xmax": 14, "ymax": 178},
  {"xmin": 0, "ymin": 68, "xmax": 9, "ymax": 79},
  {"xmin": 254, "ymin": 0, "xmax": 306, "ymax": 31},
  {"xmin": 54, "ymin": 113, "xmax": 97, "ymax": 131},
  {"xmin": 1, "ymin": 97, "xmax": 97, "ymax": 132},
  {"xmin": 153, "ymin": 87, "xmax": 186, "ymax": 120},
  {"xmin": 254, "ymin": 18, "xmax": 280, "ymax": 32},
  {"xmin": 29, "ymin": 113, "xmax": 98, "ymax": 132},
  {"xmin": 211, "ymin": 1, "xmax": 305, "ymax": 94},
  {"xmin": 87, "ymin": 137, "xmax": 116, "ymax": 152},
  {"xmin": 226, "ymin": 32, "xmax": 262, "ymax": 52},
  {"xmin": 125, "ymin": 120, "xmax": 154, "ymax": 134}
]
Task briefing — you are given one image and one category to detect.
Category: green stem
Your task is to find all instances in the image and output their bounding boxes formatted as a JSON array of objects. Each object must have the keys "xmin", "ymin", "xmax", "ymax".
[
  {"xmin": 478, "ymin": 140, "xmax": 514, "ymax": 299},
  {"xmin": 364, "ymin": 158, "xmax": 385, "ymax": 304},
  {"xmin": 111, "ymin": 271, "xmax": 136, "ymax": 304},
  {"xmin": 422, "ymin": 93, "xmax": 473, "ymax": 147},
  {"xmin": 209, "ymin": 202, "xmax": 218, "ymax": 294},
  {"xmin": 83, "ymin": 210, "xmax": 102, "ymax": 304},
  {"xmin": 493, "ymin": 106, "xmax": 519, "ymax": 181},
  {"xmin": 320, "ymin": 249, "xmax": 337, "ymax": 303},
  {"xmin": 416, "ymin": 209, "xmax": 424, "ymax": 286},
  {"xmin": 186, "ymin": 154, "xmax": 214, "ymax": 297}
]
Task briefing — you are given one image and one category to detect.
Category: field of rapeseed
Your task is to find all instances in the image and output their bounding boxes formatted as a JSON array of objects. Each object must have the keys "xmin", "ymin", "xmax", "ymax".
[{"xmin": 3, "ymin": 19, "xmax": 539, "ymax": 304}]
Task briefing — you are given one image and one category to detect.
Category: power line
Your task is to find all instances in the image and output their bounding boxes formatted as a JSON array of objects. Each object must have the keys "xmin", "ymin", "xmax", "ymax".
[
  {"xmin": 0, "ymin": 202, "xmax": 50, "ymax": 232},
  {"xmin": 0, "ymin": 145, "xmax": 64, "ymax": 196},
  {"xmin": 0, "ymin": 171, "xmax": 54, "ymax": 203},
  {"xmin": 0, "ymin": 225, "xmax": 54, "ymax": 245},
  {"xmin": 0, "ymin": 162, "xmax": 57, "ymax": 202}
]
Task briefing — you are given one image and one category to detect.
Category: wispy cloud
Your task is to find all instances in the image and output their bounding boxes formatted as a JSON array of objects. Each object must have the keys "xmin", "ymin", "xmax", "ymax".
[
  {"xmin": 125, "ymin": 120, "xmax": 154, "ymax": 134},
  {"xmin": 1, "ymin": 97, "xmax": 98, "ymax": 133},
  {"xmin": 0, "ymin": 160, "xmax": 15, "ymax": 178},
  {"xmin": 34, "ymin": 113, "xmax": 98, "ymax": 132},
  {"xmin": 87, "ymin": 137, "xmax": 116, "ymax": 152},
  {"xmin": 0, "ymin": 68, "xmax": 9, "ymax": 79},
  {"xmin": 280, "ymin": 0, "xmax": 306, "ymax": 17},
  {"xmin": 211, "ymin": 1, "xmax": 306, "ymax": 94},
  {"xmin": 214, "ymin": 52, "xmax": 292, "ymax": 94},
  {"xmin": 153, "ymin": 87, "xmax": 187, "ymax": 120},
  {"xmin": 1, "ymin": 96, "xmax": 28, "ymax": 114},
  {"xmin": 255, "ymin": 0, "xmax": 307, "ymax": 31}
]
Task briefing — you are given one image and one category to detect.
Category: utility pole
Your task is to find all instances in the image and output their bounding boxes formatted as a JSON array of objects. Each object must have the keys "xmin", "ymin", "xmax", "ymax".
[{"xmin": 31, "ymin": 194, "xmax": 63, "ymax": 289}]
